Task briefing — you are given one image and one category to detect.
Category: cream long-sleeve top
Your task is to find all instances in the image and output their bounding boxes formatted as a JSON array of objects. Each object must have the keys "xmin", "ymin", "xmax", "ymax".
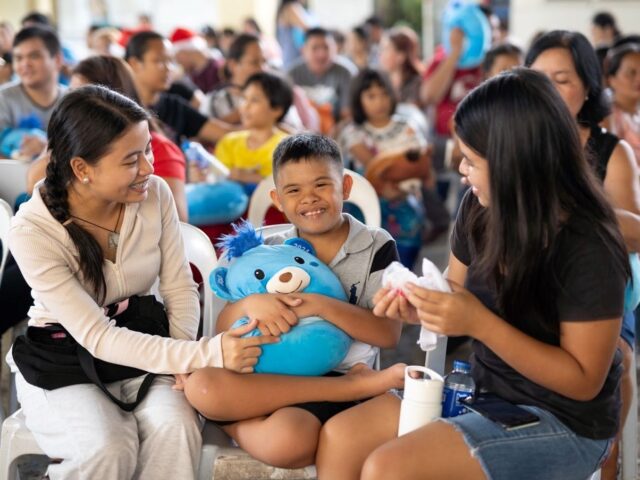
[{"xmin": 9, "ymin": 175, "xmax": 223, "ymax": 374}]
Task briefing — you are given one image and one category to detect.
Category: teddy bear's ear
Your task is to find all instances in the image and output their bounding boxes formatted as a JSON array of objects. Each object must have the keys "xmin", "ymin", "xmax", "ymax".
[
  {"xmin": 285, "ymin": 237, "xmax": 316, "ymax": 256},
  {"xmin": 209, "ymin": 267, "xmax": 233, "ymax": 301}
]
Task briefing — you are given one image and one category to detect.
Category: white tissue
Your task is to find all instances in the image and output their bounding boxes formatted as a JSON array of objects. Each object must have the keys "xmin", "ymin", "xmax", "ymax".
[{"xmin": 382, "ymin": 259, "xmax": 450, "ymax": 352}]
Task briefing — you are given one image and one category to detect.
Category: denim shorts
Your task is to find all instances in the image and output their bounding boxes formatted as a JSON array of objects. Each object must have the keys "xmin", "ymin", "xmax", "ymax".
[
  {"xmin": 439, "ymin": 406, "xmax": 612, "ymax": 480},
  {"xmin": 620, "ymin": 310, "xmax": 635, "ymax": 348}
]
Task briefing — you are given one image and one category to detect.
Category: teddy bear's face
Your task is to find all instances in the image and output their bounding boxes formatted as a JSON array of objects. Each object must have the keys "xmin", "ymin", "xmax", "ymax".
[{"xmin": 210, "ymin": 238, "xmax": 347, "ymax": 302}]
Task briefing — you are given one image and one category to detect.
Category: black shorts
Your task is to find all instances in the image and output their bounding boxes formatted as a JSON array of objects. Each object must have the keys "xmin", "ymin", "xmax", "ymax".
[{"xmin": 214, "ymin": 371, "xmax": 365, "ymax": 426}]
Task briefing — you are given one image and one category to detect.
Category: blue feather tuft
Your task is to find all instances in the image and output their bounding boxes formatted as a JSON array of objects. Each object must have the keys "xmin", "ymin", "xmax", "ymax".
[{"xmin": 216, "ymin": 219, "xmax": 264, "ymax": 260}]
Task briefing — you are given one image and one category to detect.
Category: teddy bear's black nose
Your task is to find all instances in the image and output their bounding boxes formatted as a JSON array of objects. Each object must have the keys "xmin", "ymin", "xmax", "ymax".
[{"xmin": 279, "ymin": 272, "xmax": 293, "ymax": 282}]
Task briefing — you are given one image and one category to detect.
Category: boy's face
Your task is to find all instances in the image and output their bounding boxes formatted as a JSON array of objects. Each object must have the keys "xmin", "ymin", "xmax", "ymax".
[
  {"xmin": 270, "ymin": 158, "xmax": 353, "ymax": 236},
  {"xmin": 240, "ymin": 82, "xmax": 282, "ymax": 129},
  {"xmin": 129, "ymin": 39, "xmax": 173, "ymax": 93}
]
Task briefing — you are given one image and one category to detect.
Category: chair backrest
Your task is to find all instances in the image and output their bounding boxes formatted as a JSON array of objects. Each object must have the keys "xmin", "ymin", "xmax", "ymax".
[
  {"xmin": 0, "ymin": 198, "xmax": 13, "ymax": 288},
  {"xmin": 0, "ymin": 160, "xmax": 30, "ymax": 210},
  {"xmin": 247, "ymin": 168, "xmax": 381, "ymax": 228},
  {"xmin": 180, "ymin": 222, "xmax": 219, "ymax": 338}
]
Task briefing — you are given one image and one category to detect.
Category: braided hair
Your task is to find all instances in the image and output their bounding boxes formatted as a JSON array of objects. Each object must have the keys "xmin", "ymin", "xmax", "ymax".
[{"xmin": 43, "ymin": 85, "xmax": 149, "ymax": 302}]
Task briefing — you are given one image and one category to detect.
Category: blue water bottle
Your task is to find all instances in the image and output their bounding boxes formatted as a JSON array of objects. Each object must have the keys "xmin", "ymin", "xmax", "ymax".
[{"xmin": 442, "ymin": 360, "xmax": 475, "ymax": 418}]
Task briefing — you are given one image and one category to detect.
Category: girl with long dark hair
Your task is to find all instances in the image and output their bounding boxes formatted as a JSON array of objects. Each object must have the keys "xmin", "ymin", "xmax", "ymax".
[
  {"xmin": 526, "ymin": 32, "xmax": 639, "ymax": 478},
  {"xmin": 313, "ymin": 68, "xmax": 628, "ymax": 480},
  {"xmin": 7, "ymin": 85, "xmax": 276, "ymax": 479}
]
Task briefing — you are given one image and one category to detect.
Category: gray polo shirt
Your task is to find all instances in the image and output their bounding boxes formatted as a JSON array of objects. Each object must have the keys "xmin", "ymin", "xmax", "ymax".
[
  {"xmin": 287, "ymin": 58, "xmax": 355, "ymax": 121},
  {"xmin": 266, "ymin": 214, "xmax": 399, "ymax": 370},
  {"xmin": 0, "ymin": 81, "xmax": 67, "ymax": 131}
]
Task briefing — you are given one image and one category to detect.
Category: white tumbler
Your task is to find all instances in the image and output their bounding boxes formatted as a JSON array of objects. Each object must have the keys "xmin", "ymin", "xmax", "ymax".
[{"xmin": 398, "ymin": 365, "xmax": 444, "ymax": 436}]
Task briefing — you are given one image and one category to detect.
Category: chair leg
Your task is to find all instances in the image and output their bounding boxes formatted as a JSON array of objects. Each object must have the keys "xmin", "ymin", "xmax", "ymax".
[{"xmin": 620, "ymin": 352, "xmax": 638, "ymax": 480}]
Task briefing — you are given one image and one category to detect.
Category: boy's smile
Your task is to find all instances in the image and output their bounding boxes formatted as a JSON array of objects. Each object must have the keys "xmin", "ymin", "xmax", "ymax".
[{"xmin": 271, "ymin": 158, "xmax": 353, "ymax": 238}]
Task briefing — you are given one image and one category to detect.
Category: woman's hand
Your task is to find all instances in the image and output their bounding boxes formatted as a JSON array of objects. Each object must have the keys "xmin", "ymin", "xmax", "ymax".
[
  {"xmin": 404, "ymin": 281, "xmax": 490, "ymax": 337},
  {"xmin": 243, "ymin": 293, "xmax": 301, "ymax": 336},
  {"xmin": 221, "ymin": 319, "xmax": 279, "ymax": 373},
  {"xmin": 372, "ymin": 287, "xmax": 421, "ymax": 324}
]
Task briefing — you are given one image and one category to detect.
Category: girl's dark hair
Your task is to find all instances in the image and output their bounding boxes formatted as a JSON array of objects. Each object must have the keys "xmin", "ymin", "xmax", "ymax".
[
  {"xmin": 224, "ymin": 33, "xmax": 260, "ymax": 80},
  {"xmin": 350, "ymin": 68, "xmax": 397, "ymax": 125},
  {"xmin": 243, "ymin": 72, "xmax": 293, "ymax": 122},
  {"xmin": 352, "ymin": 26, "xmax": 368, "ymax": 43},
  {"xmin": 124, "ymin": 30, "xmax": 164, "ymax": 61},
  {"xmin": 482, "ymin": 42, "xmax": 522, "ymax": 74},
  {"xmin": 605, "ymin": 42, "xmax": 640, "ymax": 78},
  {"xmin": 454, "ymin": 67, "xmax": 629, "ymax": 334},
  {"xmin": 73, "ymin": 55, "xmax": 140, "ymax": 103},
  {"xmin": 44, "ymin": 85, "xmax": 150, "ymax": 302},
  {"xmin": 72, "ymin": 55, "xmax": 164, "ymax": 135},
  {"xmin": 525, "ymin": 30, "xmax": 610, "ymax": 125},
  {"xmin": 386, "ymin": 27, "xmax": 422, "ymax": 83},
  {"xmin": 592, "ymin": 11, "xmax": 620, "ymax": 38}
]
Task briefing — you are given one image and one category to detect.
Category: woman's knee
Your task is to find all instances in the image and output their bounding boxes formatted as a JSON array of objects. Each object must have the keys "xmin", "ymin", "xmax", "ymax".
[
  {"xmin": 81, "ymin": 427, "xmax": 139, "ymax": 467},
  {"xmin": 361, "ymin": 446, "xmax": 395, "ymax": 480}
]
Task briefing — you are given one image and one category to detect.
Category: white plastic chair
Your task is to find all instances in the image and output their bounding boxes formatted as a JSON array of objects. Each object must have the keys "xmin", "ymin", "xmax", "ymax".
[
  {"xmin": 247, "ymin": 168, "xmax": 381, "ymax": 228},
  {"xmin": 0, "ymin": 161, "xmax": 30, "ymax": 210},
  {"xmin": 0, "ymin": 199, "xmax": 13, "ymax": 288},
  {"xmin": 180, "ymin": 223, "xmax": 218, "ymax": 338}
]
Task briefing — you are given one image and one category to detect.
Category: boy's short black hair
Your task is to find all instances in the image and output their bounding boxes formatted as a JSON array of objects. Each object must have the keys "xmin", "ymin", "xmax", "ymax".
[
  {"xmin": 243, "ymin": 72, "xmax": 293, "ymax": 122},
  {"xmin": 305, "ymin": 27, "xmax": 331, "ymax": 43},
  {"xmin": 482, "ymin": 43, "xmax": 522, "ymax": 74},
  {"xmin": 273, "ymin": 134, "xmax": 343, "ymax": 179},
  {"xmin": 13, "ymin": 26, "xmax": 61, "ymax": 57},
  {"xmin": 21, "ymin": 12, "xmax": 51, "ymax": 27},
  {"xmin": 124, "ymin": 31, "xmax": 165, "ymax": 61}
]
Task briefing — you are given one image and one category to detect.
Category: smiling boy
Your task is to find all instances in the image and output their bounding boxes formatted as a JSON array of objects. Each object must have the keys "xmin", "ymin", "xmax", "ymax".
[{"xmin": 183, "ymin": 134, "xmax": 404, "ymax": 469}]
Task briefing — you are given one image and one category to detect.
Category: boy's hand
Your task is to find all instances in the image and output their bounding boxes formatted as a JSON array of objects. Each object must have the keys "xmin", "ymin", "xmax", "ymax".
[
  {"xmin": 221, "ymin": 318, "xmax": 280, "ymax": 373},
  {"xmin": 289, "ymin": 293, "xmax": 325, "ymax": 319},
  {"xmin": 243, "ymin": 293, "xmax": 301, "ymax": 336}
]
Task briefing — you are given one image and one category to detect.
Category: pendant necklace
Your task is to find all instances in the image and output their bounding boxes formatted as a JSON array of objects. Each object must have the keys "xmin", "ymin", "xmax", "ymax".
[{"xmin": 67, "ymin": 203, "xmax": 124, "ymax": 250}]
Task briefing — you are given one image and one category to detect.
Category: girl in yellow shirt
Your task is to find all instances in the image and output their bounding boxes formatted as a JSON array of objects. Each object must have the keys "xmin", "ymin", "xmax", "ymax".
[{"xmin": 215, "ymin": 72, "xmax": 292, "ymax": 185}]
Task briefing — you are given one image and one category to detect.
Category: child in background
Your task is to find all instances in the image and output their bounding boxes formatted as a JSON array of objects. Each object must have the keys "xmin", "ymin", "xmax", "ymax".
[
  {"xmin": 214, "ymin": 72, "xmax": 292, "ymax": 188},
  {"xmin": 482, "ymin": 42, "xmax": 523, "ymax": 79},
  {"xmin": 339, "ymin": 68, "xmax": 427, "ymax": 266}
]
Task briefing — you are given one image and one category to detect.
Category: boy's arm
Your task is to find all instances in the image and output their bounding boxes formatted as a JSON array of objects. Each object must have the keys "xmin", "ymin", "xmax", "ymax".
[
  {"xmin": 215, "ymin": 294, "xmax": 302, "ymax": 335},
  {"xmin": 294, "ymin": 296, "xmax": 402, "ymax": 348}
]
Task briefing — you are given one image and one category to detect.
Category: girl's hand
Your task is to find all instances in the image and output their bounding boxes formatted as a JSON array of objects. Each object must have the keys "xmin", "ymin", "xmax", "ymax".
[
  {"xmin": 372, "ymin": 287, "xmax": 421, "ymax": 324},
  {"xmin": 404, "ymin": 281, "xmax": 489, "ymax": 337},
  {"xmin": 221, "ymin": 319, "xmax": 279, "ymax": 373},
  {"xmin": 172, "ymin": 373, "xmax": 191, "ymax": 391}
]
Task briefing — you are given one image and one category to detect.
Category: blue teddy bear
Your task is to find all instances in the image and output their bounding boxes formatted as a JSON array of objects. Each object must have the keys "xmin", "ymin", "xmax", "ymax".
[{"xmin": 210, "ymin": 221, "xmax": 352, "ymax": 376}]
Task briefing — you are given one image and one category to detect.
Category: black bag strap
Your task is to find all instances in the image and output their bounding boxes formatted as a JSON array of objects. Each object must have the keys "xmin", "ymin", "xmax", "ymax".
[{"xmin": 77, "ymin": 345, "xmax": 156, "ymax": 412}]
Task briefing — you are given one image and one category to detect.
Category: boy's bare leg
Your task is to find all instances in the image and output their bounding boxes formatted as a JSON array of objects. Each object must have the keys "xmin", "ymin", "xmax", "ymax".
[
  {"xmin": 222, "ymin": 408, "xmax": 321, "ymax": 469},
  {"xmin": 183, "ymin": 363, "xmax": 405, "ymax": 421},
  {"xmin": 316, "ymin": 393, "xmax": 400, "ymax": 480}
]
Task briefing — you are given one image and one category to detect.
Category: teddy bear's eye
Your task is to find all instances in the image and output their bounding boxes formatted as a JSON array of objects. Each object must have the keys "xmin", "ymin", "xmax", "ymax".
[
  {"xmin": 294, "ymin": 256, "xmax": 305, "ymax": 264},
  {"xmin": 254, "ymin": 269, "xmax": 265, "ymax": 280}
]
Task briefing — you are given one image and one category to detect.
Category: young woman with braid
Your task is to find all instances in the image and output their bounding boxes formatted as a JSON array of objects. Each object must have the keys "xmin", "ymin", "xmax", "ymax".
[{"xmin": 5, "ymin": 85, "xmax": 279, "ymax": 480}]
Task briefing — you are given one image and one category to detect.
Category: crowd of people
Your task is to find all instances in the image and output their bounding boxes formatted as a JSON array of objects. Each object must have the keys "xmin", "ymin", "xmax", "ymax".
[{"xmin": 0, "ymin": 1, "xmax": 638, "ymax": 479}]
